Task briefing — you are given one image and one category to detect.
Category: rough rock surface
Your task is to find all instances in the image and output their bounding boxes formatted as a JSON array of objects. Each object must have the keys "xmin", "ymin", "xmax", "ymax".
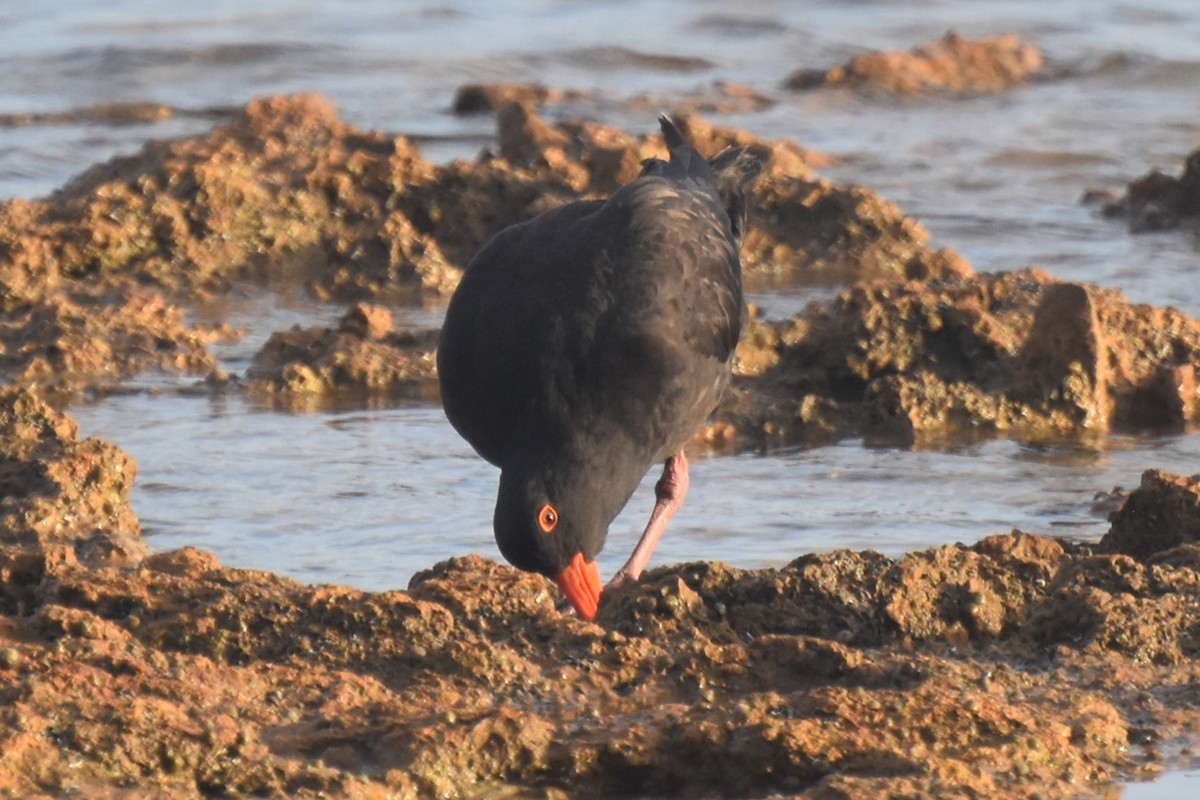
[
  {"xmin": 1099, "ymin": 148, "xmax": 1200, "ymax": 232},
  {"xmin": 0, "ymin": 94, "xmax": 457, "ymax": 306},
  {"xmin": 1100, "ymin": 469, "xmax": 1200, "ymax": 559},
  {"xmin": 0, "ymin": 93, "xmax": 962, "ymax": 397},
  {"xmin": 0, "ymin": 92, "xmax": 950, "ymax": 304},
  {"xmin": 4, "ymin": 93, "xmax": 1196, "ymax": 428},
  {"xmin": 0, "ymin": 288, "xmax": 227, "ymax": 397},
  {"xmin": 246, "ymin": 304, "xmax": 439, "ymax": 401},
  {"xmin": 1, "ymin": 388, "xmax": 1199, "ymax": 798},
  {"xmin": 713, "ymin": 268, "xmax": 1200, "ymax": 449},
  {"xmin": 453, "ymin": 79, "xmax": 777, "ymax": 116},
  {"xmin": 433, "ymin": 102, "xmax": 961, "ymax": 283},
  {"xmin": 785, "ymin": 33, "xmax": 1046, "ymax": 94},
  {"xmin": 2, "ymin": 87, "xmax": 1199, "ymax": 799},
  {"xmin": 0, "ymin": 387, "xmax": 143, "ymax": 568}
]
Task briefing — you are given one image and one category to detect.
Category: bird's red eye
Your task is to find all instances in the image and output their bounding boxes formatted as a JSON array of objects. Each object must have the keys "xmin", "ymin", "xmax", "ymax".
[{"xmin": 537, "ymin": 503, "xmax": 559, "ymax": 534}]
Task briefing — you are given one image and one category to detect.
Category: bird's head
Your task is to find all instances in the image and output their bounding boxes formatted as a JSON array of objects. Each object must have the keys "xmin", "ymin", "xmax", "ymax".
[{"xmin": 493, "ymin": 467, "xmax": 605, "ymax": 621}]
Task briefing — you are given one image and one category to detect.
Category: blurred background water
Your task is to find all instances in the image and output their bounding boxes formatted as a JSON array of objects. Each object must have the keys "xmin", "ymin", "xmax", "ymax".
[{"xmin": 1, "ymin": 0, "xmax": 1198, "ymax": 595}]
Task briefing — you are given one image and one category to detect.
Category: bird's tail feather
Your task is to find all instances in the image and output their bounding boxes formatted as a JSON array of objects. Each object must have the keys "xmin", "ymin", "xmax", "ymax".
[
  {"xmin": 658, "ymin": 113, "xmax": 687, "ymax": 150},
  {"xmin": 657, "ymin": 114, "xmax": 710, "ymax": 180},
  {"xmin": 651, "ymin": 114, "xmax": 764, "ymax": 243}
]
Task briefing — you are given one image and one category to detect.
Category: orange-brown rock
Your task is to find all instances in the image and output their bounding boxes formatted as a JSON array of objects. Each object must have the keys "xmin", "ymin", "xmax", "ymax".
[
  {"xmin": 786, "ymin": 33, "xmax": 1046, "ymax": 94},
  {"xmin": 452, "ymin": 83, "xmax": 584, "ymax": 114},
  {"xmin": 435, "ymin": 103, "xmax": 963, "ymax": 283},
  {"xmin": 0, "ymin": 93, "xmax": 457, "ymax": 308},
  {"xmin": 625, "ymin": 80, "xmax": 778, "ymax": 115},
  {"xmin": 1100, "ymin": 469, "xmax": 1200, "ymax": 560},
  {"xmin": 2, "ymin": 524, "xmax": 1198, "ymax": 797},
  {"xmin": 0, "ymin": 94, "xmax": 970, "ymax": 395},
  {"xmin": 0, "ymin": 95, "xmax": 461, "ymax": 395},
  {"xmin": 246, "ymin": 303, "xmax": 439, "ymax": 400},
  {"xmin": 0, "ymin": 290, "xmax": 226, "ymax": 396},
  {"xmin": 717, "ymin": 268, "xmax": 1200, "ymax": 449},
  {"xmin": 1, "ymin": 394, "xmax": 1199, "ymax": 797},
  {"xmin": 0, "ymin": 387, "xmax": 142, "ymax": 567},
  {"xmin": 1101, "ymin": 148, "xmax": 1200, "ymax": 232}
]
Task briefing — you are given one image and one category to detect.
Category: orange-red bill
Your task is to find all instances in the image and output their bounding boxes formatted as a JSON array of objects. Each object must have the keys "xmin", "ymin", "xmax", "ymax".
[{"xmin": 554, "ymin": 552, "xmax": 602, "ymax": 621}]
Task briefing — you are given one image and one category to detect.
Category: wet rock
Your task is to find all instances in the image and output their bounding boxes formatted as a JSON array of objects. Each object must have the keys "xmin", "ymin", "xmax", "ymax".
[
  {"xmin": 1, "ymin": 517, "xmax": 1199, "ymax": 797},
  {"xmin": 496, "ymin": 100, "xmax": 574, "ymax": 166},
  {"xmin": 882, "ymin": 537, "xmax": 1058, "ymax": 643},
  {"xmin": 625, "ymin": 80, "xmax": 778, "ymax": 115},
  {"xmin": 0, "ymin": 93, "xmax": 456, "ymax": 306},
  {"xmin": 0, "ymin": 102, "xmax": 236, "ymax": 128},
  {"xmin": 0, "ymin": 94, "xmax": 459, "ymax": 395},
  {"xmin": 452, "ymin": 83, "xmax": 584, "ymax": 114},
  {"xmin": 246, "ymin": 304, "xmax": 439, "ymax": 399},
  {"xmin": 718, "ymin": 268, "xmax": 1200, "ymax": 449},
  {"xmin": 0, "ymin": 93, "xmax": 964, "ymax": 395},
  {"xmin": 0, "ymin": 290, "xmax": 227, "ymax": 396},
  {"xmin": 1100, "ymin": 148, "xmax": 1200, "ymax": 232},
  {"xmin": 0, "ymin": 387, "xmax": 143, "ymax": 607},
  {"xmin": 785, "ymin": 33, "xmax": 1046, "ymax": 94},
  {"xmin": 1013, "ymin": 282, "xmax": 1111, "ymax": 429},
  {"xmin": 1100, "ymin": 470, "xmax": 1200, "ymax": 560},
  {"xmin": 337, "ymin": 302, "xmax": 393, "ymax": 341},
  {"xmin": 395, "ymin": 145, "xmax": 583, "ymax": 268},
  {"xmin": 420, "ymin": 103, "xmax": 960, "ymax": 284},
  {"xmin": 1024, "ymin": 550, "xmax": 1200, "ymax": 665},
  {"xmin": 453, "ymin": 80, "xmax": 777, "ymax": 118}
]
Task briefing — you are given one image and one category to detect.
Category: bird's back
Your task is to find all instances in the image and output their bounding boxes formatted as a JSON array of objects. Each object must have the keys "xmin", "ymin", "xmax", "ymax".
[{"xmin": 438, "ymin": 119, "xmax": 754, "ymax": 470}]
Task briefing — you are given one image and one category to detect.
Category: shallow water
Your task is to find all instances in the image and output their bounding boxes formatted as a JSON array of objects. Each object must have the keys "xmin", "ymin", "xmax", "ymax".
[
  {"xmin": 67, "ymin": 383, "xmax": 1200, "ymax": 591},
  {"xmin": 3, "ymin": 0, "xmax": 1200, "ymax": 593},
  {"xmin": 1123, "ymin": 768, "xmax": 1200, "ymax": 799}
]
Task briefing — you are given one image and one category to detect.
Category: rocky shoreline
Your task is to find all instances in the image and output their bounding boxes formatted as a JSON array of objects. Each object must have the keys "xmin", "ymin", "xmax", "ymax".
[
  {"xmin": 1, "ymin": 80, "xmax": 1199, "ymax": 797},
  {"xmin": 0, "ymin": 387, "xmax": 1198, "ymax": 797}
]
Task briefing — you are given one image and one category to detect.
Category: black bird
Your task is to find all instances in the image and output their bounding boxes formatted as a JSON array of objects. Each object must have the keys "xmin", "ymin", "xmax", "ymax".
[{"xmin": 437, "ymin": 116, "xmax": 761, "ymax": 620}]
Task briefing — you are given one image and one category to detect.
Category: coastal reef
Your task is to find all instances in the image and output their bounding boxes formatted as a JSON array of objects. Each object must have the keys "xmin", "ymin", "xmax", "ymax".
[
  {"xmin": 1098, "ymin": 147, "xmax": 1200, "ymax": 232},
  {"xmin": 1, "ymin": 388, "xmax": 1199, "ymax": 797},
  {"xmin": 0, "ymin": 89, "xmax": 1199, "ymax": 798},
  {"xmin": 784, "ymin": 33, "xmax": 1046, "ymax": 95},
  {"xmin": 717, "ymin": 268, "xmax": 1200, "ymax": 450},
  {"xmin": 0, "ymin": 94, "xmax": 964, "ymax": 399}
]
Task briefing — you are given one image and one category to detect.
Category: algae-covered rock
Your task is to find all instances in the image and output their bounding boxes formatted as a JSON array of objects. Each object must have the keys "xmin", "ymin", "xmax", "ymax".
[
  {"xmin": 0, "ymin": 93, "xmax": 966, "ymax": 397},
  {"xmin": 785, "ymin": 32, "xmax": 1046, "ymax": 94},
  {"xmin": 0, "ymin": 393, "xmax": 1195, "ymax": 798},
  {"xmin": 0, "ymin": 386, "xmax": 141, "ymax": 564},
  {"xmin": 1100, "ymin": 469, "xmax": 1200, "ymax": 560},
  {"xmin": 1100, "ymin": 148, "xmax": 1200, "ymax": 232},
  {"xmin": 2, "ymin": 516, "xmax": 1199, "ymax": 798},
  {"xmin": 717, "ymin": 268, "xmax": 1200, "ymax": 449},
  {"xmin": 246, "ymin": 303, "xmax": 440, "ymax": 400}
]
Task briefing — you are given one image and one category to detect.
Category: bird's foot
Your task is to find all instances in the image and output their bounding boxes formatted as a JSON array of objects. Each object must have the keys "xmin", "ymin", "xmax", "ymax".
[{"xmin": 605, "ymin": 566, "xmax": 638, "ymax": 591}]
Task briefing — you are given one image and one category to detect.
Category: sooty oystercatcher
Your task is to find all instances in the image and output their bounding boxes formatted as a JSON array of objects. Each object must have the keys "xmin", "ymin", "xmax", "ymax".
[{"xmin": 437, "ymin": 115, "xmax": 761, "ymax": 620}]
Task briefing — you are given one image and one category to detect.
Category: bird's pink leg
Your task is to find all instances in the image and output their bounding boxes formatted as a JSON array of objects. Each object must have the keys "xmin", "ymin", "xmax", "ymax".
[{"xmin": 607, "ymin": 451, "xmax": 689, "ymax": 589}]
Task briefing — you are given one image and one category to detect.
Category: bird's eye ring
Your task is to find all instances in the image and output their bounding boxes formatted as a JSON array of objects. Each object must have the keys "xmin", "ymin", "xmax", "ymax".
[{"xmin": 537, "ymin": 503, "xmax": 559, "ymax": 534}]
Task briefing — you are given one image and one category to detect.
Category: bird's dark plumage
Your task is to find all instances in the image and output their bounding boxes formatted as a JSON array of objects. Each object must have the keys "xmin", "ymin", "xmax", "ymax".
[{"xmin": 437, "ymin": 116, "xmax": 762, "ymax": 619}]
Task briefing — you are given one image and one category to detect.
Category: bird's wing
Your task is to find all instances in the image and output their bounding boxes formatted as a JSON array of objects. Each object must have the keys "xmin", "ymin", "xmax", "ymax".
[
  {"xmin": 437, "ymin": 200, "xmax": 607, "ymax": 465},
  {"xmin": 439, "ymin": 143, "xmax": 746, "ymax": 466}
]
